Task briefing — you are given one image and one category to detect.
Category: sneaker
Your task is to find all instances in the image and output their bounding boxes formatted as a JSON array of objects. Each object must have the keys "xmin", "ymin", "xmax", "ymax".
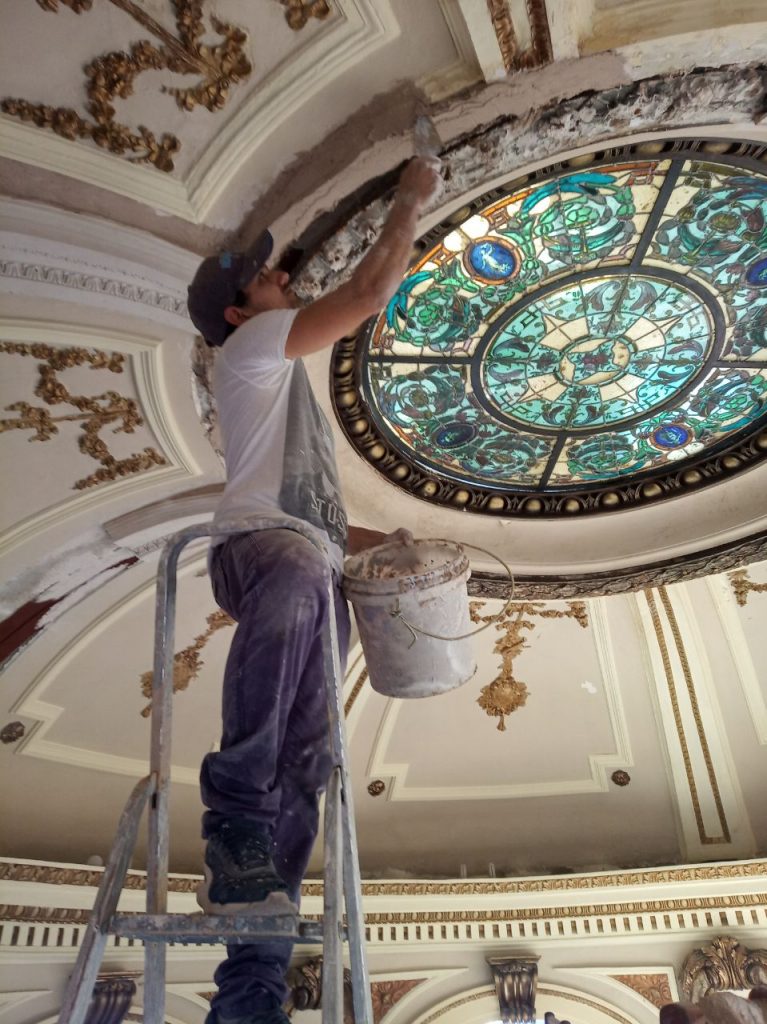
[{"xmin": 197, "ymin": 818, "xmax": 298, "ymax": 916}]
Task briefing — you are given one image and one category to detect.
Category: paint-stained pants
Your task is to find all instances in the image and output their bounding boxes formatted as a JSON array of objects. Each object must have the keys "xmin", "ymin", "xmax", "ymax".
[{"xmin": 200, "ymin": 528, "xmax": 350, "ymax": 1016}]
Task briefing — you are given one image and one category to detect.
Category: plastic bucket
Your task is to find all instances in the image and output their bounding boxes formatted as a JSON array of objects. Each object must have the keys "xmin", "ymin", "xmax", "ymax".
[{"xmin": 342, "ymin": 538, "xmax": 477, "ymax": 698}]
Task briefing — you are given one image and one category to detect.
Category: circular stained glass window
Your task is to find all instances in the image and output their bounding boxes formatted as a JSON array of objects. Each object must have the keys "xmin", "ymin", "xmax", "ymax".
[{"xmin": 333, "ymin": 141, "xmax": 767, "ymax": 516}]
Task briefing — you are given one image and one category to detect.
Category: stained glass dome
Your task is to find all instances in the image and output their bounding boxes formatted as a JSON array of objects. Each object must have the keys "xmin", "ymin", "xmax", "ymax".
[{"xmin": 332, "ymin": 140, "xmax": 767, "ymax": 516}]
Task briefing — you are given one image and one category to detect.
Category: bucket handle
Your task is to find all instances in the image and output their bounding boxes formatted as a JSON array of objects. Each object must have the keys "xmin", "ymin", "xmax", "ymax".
[{"xmin": 389, "ymin": 541, "xmax": 516, "ymax": 647}]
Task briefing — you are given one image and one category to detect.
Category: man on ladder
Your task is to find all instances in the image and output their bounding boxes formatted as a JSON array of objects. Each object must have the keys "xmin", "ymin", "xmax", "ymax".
[{"xmin": 186, "ymin": 155, "xmax": 441, "ymax": 1024}]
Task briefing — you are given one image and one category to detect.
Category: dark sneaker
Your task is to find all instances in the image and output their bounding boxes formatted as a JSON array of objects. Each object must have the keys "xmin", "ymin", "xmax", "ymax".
[{"xmin": 197, "ymin": 818, "xmax": 297, "ymax": 916}]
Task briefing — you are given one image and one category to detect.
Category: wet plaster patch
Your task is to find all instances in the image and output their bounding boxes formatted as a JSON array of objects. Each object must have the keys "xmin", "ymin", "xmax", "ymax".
[
  {"xmin": 287, "ymin": 62, "xmax": 767, "ymax": 302},
  {"xmin": 236, "ymin": 54, "xmax": 629, "ymax": 256}
]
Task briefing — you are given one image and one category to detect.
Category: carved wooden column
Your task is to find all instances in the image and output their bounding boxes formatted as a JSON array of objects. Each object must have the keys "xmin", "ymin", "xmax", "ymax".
[{"xmin": 487, "ymin": 956, "xmax": 540, "ymax": 1024}]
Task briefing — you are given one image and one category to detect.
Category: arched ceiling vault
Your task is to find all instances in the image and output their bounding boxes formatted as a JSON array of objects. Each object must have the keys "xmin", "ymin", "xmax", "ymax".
[{"xmin": 1, "ymin": 0, "xmax": 766, "ymax": 878}]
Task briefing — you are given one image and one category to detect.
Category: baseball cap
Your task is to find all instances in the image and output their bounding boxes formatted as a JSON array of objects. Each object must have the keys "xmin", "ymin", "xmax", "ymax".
[{"xmin": 187, "ymin": 230, "xmax": 274, "ymax": 347}]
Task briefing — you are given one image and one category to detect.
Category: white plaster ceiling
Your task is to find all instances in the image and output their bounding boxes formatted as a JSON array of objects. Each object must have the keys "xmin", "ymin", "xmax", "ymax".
[{"xmin": 0, "ymin": 0, "xmax": 766, "ymax": 880}]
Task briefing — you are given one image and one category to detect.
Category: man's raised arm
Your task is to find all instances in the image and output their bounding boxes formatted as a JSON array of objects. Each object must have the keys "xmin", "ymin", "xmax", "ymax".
[{"xmin": 285, "ymin": 156, "xmax": 442, "ymax": 360}]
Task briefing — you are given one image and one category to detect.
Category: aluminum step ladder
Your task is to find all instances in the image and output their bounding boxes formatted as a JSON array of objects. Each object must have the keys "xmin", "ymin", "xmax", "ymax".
[{"xmin": 57, "ymin": 519, "xmax": 373, "ymax": 1024}]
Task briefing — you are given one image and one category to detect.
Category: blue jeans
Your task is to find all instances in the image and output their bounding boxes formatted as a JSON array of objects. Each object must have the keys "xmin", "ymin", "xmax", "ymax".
[{"xmin": 201, "ymin": 529, "xmax": 350, "ymax": 1016}]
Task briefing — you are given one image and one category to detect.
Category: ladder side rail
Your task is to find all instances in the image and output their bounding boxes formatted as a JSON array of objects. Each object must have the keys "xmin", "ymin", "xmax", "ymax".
[
  {"xmin": 320, "ymin": 578, "xmax": 374, "ymax": 1024},
  {"xmin": 340, "ymin": 783, "xmax": 373, "ymax": 1024},
  {"xmin": 321, "ymin": 767, "xmax": 344, "ymax": 1024},
  {"xmin": 145, "ymin": 519, "xmax": 233, "ymax": 916},
  {"xmin": 145, "ymin": 530, "xmax": 196, "ymax": 1024},
  {"xmin": 58, "ymin": 775, "xmax": 155, "ymax": 1024}
]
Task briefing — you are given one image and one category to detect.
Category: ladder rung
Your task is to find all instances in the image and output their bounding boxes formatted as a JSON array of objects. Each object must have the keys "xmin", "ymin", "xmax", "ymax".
[{"xmin": 110, "ymin": 913, "xmax": 329, "ymax": 944}]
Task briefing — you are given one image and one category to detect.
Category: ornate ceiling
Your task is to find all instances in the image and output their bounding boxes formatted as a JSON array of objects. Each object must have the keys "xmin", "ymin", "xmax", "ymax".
[{"xmin": 1, "ymin": 0, "xmax": 766, "ymax": 893}]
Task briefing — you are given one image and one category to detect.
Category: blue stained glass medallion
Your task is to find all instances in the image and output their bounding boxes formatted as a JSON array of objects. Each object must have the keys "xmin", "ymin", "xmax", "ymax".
[
  {"xmin": 465, "ymin": 238, "xmax": 519, "ymax": 282},
  {"xmin": 746, "ymin": 257, "xmax": 767, "ymax": 287},
  {"xmin": 337, "ymin": 143, "xmax": 767, "ymax": 515},
  {"xmin": 651, "ymin": 424, "xmax": 692, "ymax": 449}
]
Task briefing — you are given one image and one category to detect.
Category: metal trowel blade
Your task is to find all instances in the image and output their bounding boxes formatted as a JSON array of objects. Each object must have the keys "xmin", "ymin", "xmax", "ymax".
[{"xmin": 414, "ymin": 114, "xmax": 441, "ymax": 158}]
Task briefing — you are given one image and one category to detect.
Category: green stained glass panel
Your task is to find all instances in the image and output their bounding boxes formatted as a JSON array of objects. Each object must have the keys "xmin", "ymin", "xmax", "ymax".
[
  {"xmin": 356, "ymin": 150, "xmax": 767, "ymax": 499},
  {"xmin": 367, "ymin": 362, "xmax": 553, "ymax": 485},
  {"xmin": 370, "ymin": 161, "xmax": 668, "ymax": 360}
]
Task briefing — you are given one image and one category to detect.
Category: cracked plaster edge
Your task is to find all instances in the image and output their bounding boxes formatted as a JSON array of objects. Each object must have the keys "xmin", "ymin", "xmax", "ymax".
[{"xmin": 284, "ymin": 62, "xmax": 767, "ymax": 302}]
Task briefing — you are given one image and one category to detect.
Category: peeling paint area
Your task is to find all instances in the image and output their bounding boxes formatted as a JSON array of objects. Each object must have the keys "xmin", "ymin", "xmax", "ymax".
[
  {"xmin": 289, "ymin": 64, "xmax": 767, "ymax": 302},
  {"xmin": 191, "ymin": 338, "xmax": 224, "ymax": 461},
  {"xmin": 0, "ymin": 537, "xmax": 139, "ymax": 668}
]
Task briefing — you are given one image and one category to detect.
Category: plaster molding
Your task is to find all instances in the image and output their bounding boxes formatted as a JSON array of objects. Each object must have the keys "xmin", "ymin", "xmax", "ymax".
[
  {"xmin": 0, "ymin": 1, "xmax": 398, "ymax": 223},
  {"xmin": 187, "ymin": 0, "xmax": 400, "ymax": 221},
  {"xmin": 366, "ymin": 595, "xmax": 632, "ymax": 801},
  {"xmin": 637, "ymin": 586, "xmax": 755, "ymax": 860},
  {"xmin": 669, "ymin": 585, "xmax": 757, "ymax": 854},
  {"xmin": 0, "ymin": 991, "xmax": 52, "ymax": 1013},
  {"xmin": 3, "ymin": 855, "xmax": 766, "ymax": 894},
  {"xmin": 705, "ymin": 575, "xmax": 767, "ymax": 746},
  {"xmin": 466, "ymin": 530, "xmax": 767, "ymax": 599},
  {"xmin": 0, "ymin": 199, "xmax": 199, "ymax": 279},
  {"xmin": 569, "ymin": 969, "xmax": 678, "ymax": 1010},
  {"xmin": 0, "ymin": 255, "xmax": 188, "ymax": 324},
  {"xmin": 0, "ymin": 322, "xmax": 200, "ymax": 562},
  {"xmin": 3, "ymin": 894, "xmax": 766, "ymax": 955},
  {"xmin": 0, "ymin": 116, "xmax": 196, "ymax": 222}
]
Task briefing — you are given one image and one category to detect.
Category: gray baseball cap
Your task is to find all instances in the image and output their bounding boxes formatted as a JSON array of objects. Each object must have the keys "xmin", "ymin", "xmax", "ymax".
[{"xmin": 187, "ymin": 230, "xmax": 274, "ymax": 347}]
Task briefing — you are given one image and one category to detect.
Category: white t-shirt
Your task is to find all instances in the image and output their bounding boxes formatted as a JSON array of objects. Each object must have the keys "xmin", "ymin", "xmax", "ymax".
[{"xmin": 211, "ymin": 308, "xmax": 347, "ymax": 574}]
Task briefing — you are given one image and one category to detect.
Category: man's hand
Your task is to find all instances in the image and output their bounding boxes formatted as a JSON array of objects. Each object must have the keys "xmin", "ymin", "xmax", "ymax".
[
  {"xmin": 395, "ymin": 157, "xmax": 443, "ymax": 212},
  {"xmin": 285, "ymin": 157, "xmax": 443, "ymax": 361}
]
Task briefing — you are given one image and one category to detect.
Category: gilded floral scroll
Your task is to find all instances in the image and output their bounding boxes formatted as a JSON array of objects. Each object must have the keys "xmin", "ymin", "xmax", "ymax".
[
  {"xmin": 471, "ymin": 599, "xmax": 589, "ymax": 731},
  {"xmin": 2, "ymin": 0, "xmax": 252, "ymax": 171},
  {"xmin": 0, "ymin": 341, "xmax": 166, "ymax": 489}
]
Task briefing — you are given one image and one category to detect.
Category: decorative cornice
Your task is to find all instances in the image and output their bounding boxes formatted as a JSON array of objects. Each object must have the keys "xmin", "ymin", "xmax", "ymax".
[
  {"xmin": 1, "ymin": 0, "xmax": 252, "ymax": 173},
  {"xmin": 466, "ymin": 530, "xmax": 767, "ymax": 600},
  {"xmin": 0, "ymin": 260, "xmax": 188, "ymax": 318},
  {"xmin": 3, "ymin": 893, "xmax": 766, "ymax": 927},
  {"xmin": 351, "ymin": 894, "xmax": 767, "ymax": 925},
  {"xmin": 3, "ymin": 858, "xmax": 765, "ymax": 895}
]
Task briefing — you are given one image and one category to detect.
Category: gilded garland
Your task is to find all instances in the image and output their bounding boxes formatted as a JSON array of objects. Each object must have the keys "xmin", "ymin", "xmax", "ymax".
[
  {"xmin": 2, "ymin": 0, "xmax": 253, "ymax": 172},
  {"xmin": 140, "ymin": 609, "xmax": 234, "ymax": 717},
  {"xmin": 728, "ymin": 568, "xmax": 767, "ymax": 606},
  {"xmin": 471, "ymin": 599, "xmax": 588, "ymax": 730},
  {"xmin": 0, "ymin": 342, "xmax": 166, "ymax": 489}
]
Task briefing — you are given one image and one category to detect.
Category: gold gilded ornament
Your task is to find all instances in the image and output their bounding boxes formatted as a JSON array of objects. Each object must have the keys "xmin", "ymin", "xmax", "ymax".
[
  {"xmin": 140, "ymin": 609, "xmax": 234, "ymax": 716},
  {"xmin": 0, "ymin": 341, "xmax": 166, "ymax": 489},
  {"xmin": 680, "ymin": 936, "xmax": 767, "ymax": 1001},
  {"xmin": 2, "ymin": 1, "xmax": 252, "ymax": 172},
  {"xmin": 477, "ymin": 672, "xmax": 529, "ymax": 732},
  {"xmin": 471, "ymin": 599, "xmax": 588, "ymax": 731},
  {"xmin": 279, "ymin": 0, "xmax": 331, "ymax": 30},
  {"xmin": 728, "ymin": 568, "xmax": 767, "ymax": 607}
]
